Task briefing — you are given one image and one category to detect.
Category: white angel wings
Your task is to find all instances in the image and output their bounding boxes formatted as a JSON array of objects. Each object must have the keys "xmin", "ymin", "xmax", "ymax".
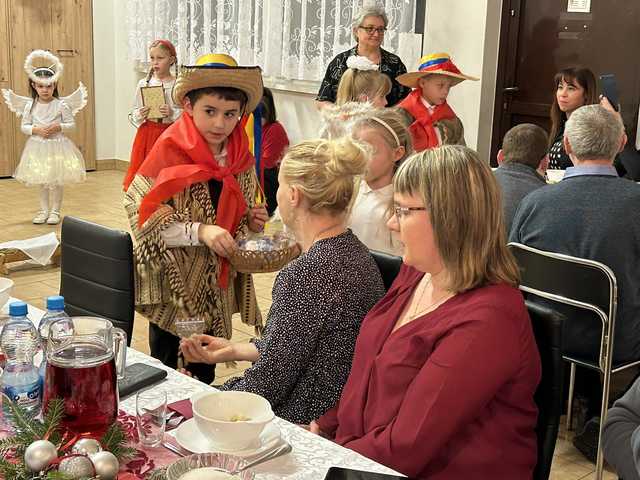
[{"xmin": 1, "ymin": 81, "xmax": 88, "ymax": 117}]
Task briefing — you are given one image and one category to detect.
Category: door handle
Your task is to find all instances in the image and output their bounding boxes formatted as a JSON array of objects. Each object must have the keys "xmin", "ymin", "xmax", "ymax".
[
  {"xmin": 56, "ymin": 49, "xmax": 77, "ymax": 57},
  {"xmin": 503, "ymin": 86, "xmax": 520, "ymax": 93}
]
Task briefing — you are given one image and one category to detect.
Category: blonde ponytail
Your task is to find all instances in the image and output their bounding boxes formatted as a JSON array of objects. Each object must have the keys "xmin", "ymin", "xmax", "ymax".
[{"xmin": 336, "ymin": 68, "xmax": 391, "ymax": 106}]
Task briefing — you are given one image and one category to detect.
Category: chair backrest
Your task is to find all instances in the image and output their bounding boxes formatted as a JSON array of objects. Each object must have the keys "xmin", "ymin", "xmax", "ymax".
[
  {"xmin": 527, "ymin": 300, "xmax": 564, "ymax": 480},
  {"xmin": 508, "ymin": 242, "xmax": 617, "ymax": 367},
  {"xmin": 60, "ymin": 216, "xmax": 134, "ymax": 345},
  {"xmin": 370, "ymin": 250, "xmax": 402, "ymax": 291}
]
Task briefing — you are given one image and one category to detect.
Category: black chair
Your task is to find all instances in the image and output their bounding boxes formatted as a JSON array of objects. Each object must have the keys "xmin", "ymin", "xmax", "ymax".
[
  {"xmin": 370, "ymin": 250, "xmax": 402, "ymax": 291},
  {"xmin": 526, "ymin": 300, "xmax": 565, "ymax": 480},
  {"xmin": 60, "ymin": 216, "xmax": 135, "ymax": 345},
  {"xmin": 509, "ymin": 242, "xmax": 640, "ymax": 480}
]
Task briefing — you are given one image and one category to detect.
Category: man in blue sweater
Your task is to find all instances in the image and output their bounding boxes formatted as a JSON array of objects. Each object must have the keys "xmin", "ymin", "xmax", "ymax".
[{"xmin": 510, "ymin": 104, "xmax": 640, "ymax": 460}]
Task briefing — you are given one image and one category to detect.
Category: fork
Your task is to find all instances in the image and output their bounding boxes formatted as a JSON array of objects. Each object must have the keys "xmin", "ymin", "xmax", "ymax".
[{"xmin": 166, "ymin": 414, "xmax": 184, "ymax": 430}]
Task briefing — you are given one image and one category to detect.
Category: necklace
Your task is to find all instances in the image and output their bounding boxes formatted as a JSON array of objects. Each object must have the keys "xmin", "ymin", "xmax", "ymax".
[
  {"xmin": 310, "ymin": 223, "xmax": 344, "ymax": 247},
  {"xmin": 407, "ymin": 274, "xmax": 454, "ymax": 321}
]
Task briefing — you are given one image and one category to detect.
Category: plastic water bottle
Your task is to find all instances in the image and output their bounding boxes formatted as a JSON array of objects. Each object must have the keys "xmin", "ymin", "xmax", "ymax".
[
  {"xmin": 38, "ymin": 296, "xmax": 71, "ymax": 389},
  {"xmin": 0, "ymin": 301, "xmax": 41, "ymax": 416}
]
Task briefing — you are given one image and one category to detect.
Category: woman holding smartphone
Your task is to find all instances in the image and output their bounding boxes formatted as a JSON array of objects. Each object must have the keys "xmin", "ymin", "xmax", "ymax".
[{"xmin": 548, "ymin": 66, "xmax": 639, "ymax": 179}]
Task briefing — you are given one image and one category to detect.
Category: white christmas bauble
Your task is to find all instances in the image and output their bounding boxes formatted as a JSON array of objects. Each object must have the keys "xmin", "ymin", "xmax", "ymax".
[
  {"xmin": 58, "ymin": 455, "xmax": 95, "ymax": 479},
  {"xmin": 24, "ymin": 439, "xmax": 58, "ymax": 472},
  {"xmin": 89, "ymin": 451, "xmax": 119, "ymax": 480},
  {"xmin": 71, "ymin": 438, "xmax": 103, "ymax": 456}
]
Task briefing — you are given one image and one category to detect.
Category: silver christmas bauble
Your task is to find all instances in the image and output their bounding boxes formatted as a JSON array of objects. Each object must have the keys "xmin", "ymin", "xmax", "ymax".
[
  {"xmin": 24, "ymin": 439, "xmax": 58, "ymax": 472},
  {"xmin": 71, "ymin": 437, "xmax": 103, "ymax": 456},
  {"xmin": 58, "ymin": 455, "xmax": 95, "ymax": 479},
  {"xmin": 89, "ymin": 451, "xmax": 119, "ymax": 480}
]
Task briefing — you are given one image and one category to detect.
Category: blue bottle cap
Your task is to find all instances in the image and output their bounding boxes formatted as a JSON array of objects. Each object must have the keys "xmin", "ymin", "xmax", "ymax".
[
  {"xmin": 46, "ymin": 295, "xmax": 65, "ymax": 310},
  {"xmin": 8, "ymin": 301, "xmax": 28, "ymax": 317}
]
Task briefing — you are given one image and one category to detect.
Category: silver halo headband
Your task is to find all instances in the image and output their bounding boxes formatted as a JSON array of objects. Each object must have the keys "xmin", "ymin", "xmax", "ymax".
[
  {"xmin": 368, "ymin": 116, "xmax": 401, "ymax": 148},
  {"xmin": 24, "ymin": 50, "xmax": 63, "ymax": 85}
]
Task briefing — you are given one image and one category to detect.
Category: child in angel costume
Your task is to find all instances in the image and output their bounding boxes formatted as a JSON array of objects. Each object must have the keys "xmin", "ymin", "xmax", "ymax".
[{"xmin": 2, "ymin": 50, "xmax": 88, "ymax": 224}]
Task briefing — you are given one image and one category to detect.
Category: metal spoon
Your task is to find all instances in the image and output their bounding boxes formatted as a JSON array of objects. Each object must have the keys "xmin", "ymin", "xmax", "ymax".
[{"xmin": 229, "ymin": 442, "xmax": 292, "ymax": 475}]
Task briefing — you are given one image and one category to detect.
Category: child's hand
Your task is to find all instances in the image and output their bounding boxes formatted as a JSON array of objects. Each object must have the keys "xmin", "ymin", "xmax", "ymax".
[
  {"xmin": 32, "ymin": 126, "xmax": 46, "ymax": 137},
  {"xmin": 248, "ymin": 205, "xmax": 269, "ymax": 232},
  {"xmin": 158, "ymin": 104, "xmax": 171, "ymax": 118},
  {"xmin": 44, "ymin": 124, "xmax": 61, "ymax": 137},
  {"xmin": 198, "ymin": 224, "xmax": 237, "ymax": 258},
  {"xmin": 139, "ymin": 106, "xmax": 151, "ymax": 120}
]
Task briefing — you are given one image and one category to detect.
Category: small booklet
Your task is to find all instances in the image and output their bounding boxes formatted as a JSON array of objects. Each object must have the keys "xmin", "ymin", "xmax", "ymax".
[{"xmin": 140, "ymin": 85, "xmax": 165, "ymax": 119}]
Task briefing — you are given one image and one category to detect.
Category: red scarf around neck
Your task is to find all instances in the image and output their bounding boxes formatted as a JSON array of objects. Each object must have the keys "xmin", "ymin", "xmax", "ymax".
[
  {"xmin": 398, "ymin": 89, "xmax": 457, "ymax": 151},
  {"xmin": 137, "ymin": 112, "xmax": 254, "ymax": 288}
]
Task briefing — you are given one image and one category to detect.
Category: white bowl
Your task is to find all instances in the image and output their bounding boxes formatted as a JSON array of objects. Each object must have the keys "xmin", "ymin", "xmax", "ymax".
[
  {"xmin": 0, "ymin": 277, "xmax": 14, "ymax": 309},
  {"xmin": 192, "ymin": 391, "xmax": 274, "ymax": 451}
]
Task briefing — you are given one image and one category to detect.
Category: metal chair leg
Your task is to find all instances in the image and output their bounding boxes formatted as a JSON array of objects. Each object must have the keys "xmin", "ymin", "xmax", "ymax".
[
  {"xmin": 566, "ymin": 363, "xmax": 576, "ymax": 432},
  {"xmin": 595, "ymin": 367, "xmax": 613, "ymax": 479}
]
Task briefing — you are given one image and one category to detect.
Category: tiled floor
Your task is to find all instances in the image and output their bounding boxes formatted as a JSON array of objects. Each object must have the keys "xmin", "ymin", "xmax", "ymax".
[{"xmin": 0, "ymin": 171, "xmax": 618, "ymax": 479}]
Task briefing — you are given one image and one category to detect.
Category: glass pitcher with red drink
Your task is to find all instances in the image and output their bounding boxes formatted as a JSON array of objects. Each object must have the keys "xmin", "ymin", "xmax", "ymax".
[{"xmin": 42, "ymin": 317, "xmax": 126, "ymax": 436}]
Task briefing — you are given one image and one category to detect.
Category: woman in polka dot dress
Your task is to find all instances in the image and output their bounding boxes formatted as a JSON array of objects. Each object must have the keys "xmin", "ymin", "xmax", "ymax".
[{"xmin": 180, "ymin": 137, "xmax": 386, "ymax": 424}]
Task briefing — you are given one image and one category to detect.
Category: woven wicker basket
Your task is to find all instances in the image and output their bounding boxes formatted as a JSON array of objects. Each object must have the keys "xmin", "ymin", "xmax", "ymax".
[{"xmin": 230, "ymin": 242, "xmax": 301, "ymax": 273}]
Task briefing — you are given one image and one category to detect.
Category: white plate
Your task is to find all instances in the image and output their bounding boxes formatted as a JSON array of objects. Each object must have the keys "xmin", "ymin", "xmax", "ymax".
[{"xmin": 173, "ymin": 418, "xmax": 281, "ymax": 456}]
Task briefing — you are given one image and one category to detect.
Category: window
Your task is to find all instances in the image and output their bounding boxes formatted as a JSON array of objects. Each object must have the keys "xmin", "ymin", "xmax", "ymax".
[{"xmin": 126, "ymin": 0, "xmax": 422, "ymax": 91}]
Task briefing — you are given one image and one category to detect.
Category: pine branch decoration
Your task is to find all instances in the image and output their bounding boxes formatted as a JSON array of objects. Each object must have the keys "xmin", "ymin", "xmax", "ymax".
[{"xmin": 100, "ymin": 422, "xmax": 136, "ymax": 461}]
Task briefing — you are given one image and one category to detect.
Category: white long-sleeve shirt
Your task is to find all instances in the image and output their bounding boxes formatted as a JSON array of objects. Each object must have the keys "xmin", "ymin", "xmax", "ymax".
[{"xmin": 21, "ymin": 98, "xmax": 74, "ymax": 136}]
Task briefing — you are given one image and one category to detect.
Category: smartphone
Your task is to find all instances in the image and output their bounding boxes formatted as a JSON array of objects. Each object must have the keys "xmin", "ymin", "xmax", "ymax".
[
  {"xmin": 324, "ymin": 467, "xmax": 415, "ymax": 480},
  {"xmin": 599, "ymin": 74, "xmax": 620, "ymax": 111}
]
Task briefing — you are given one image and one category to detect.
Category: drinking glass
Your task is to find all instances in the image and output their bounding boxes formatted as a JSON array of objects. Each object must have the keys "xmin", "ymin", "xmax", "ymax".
[
  {"xmin": 136, "ymin": 389, "xmax": 167, "ymax": 447},
  {"xmin": 175, "ymin": 317, "xmax": 205, "ymax": 339}
]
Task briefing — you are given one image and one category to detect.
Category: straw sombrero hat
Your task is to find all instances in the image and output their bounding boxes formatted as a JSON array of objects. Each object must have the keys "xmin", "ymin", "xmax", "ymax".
[
  {"xmin": 172, "ymin": 53, "xmax": 263, "ymax": 112},
  {"xmin": 397, "ymin": 53, "xmax": 479, "ymax": 88}
]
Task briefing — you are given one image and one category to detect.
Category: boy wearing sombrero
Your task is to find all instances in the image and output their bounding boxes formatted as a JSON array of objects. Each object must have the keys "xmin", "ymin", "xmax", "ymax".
[
  {"xmin": 124, "ymin": 53, "xmax": 267, "ymax": 383},
  {"xmin": 396, "ymin": 53, "xmax": 478, "ymax": 151}
]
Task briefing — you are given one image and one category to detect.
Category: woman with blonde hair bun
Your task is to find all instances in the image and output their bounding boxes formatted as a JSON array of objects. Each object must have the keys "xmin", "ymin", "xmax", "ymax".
[
  {"xmin": 311, "ymin": 145, "xmax": 541, "ymax": 478},
  {"xmin": 181, "ymin": 137, "xmax": 385, "ymax": 424}
]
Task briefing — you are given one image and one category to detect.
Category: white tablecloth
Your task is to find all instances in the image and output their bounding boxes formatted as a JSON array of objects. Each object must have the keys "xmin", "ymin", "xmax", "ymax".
[{"xmin": 12, "ymin": 298, "xmax": 403, "ymax": 479}]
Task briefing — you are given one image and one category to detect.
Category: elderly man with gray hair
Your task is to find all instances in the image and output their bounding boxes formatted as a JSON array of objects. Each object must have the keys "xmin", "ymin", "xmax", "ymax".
[{"xmin": 510, "ymin": 104, "xmax": 640, "ymax": 462}]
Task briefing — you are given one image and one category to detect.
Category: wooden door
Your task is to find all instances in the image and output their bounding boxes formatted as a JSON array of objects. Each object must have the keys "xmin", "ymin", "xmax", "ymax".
[
  {"xmin": 0, "ymin": 0, "xmax": 15, "ymax": 176},
  {"xmin": 491, "ymin": 0, "xmax": 640, "ymax": 164},
  {"xmin": 50, "ymin": 0, "xmax": 95, "ymax": 169},
  {"xmin": 8, "ymin": 0, "xmax": 53, "ymax": 172},
  {"xmin": 5, "ymin": 0, "xmax": 95, "ymax": 176}
]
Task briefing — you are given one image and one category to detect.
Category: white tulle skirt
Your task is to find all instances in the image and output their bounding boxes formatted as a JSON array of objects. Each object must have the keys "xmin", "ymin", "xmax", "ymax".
[{"xmin": 13, "ymin": 134, "xmax": 86, "ymax": 186}]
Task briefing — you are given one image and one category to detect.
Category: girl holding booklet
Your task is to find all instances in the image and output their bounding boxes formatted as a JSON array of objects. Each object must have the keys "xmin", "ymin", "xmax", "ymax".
[{"xmin": 123, "ymin": 39, "xmax": 182, "ymax": 190}]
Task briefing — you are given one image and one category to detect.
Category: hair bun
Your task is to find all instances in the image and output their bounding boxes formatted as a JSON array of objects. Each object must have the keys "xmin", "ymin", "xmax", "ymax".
[{"xmin": 324, "ymin": 137, "xmax": 368, "ymax": 178}]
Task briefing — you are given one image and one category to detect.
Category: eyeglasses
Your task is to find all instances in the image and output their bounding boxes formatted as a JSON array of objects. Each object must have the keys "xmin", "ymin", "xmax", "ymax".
[
  {"xmin": 393, "ymin": 206, "xmax": 427, "ymax": 219},
  {"xmin": 358, "ymin": 26, "xmax": 387, "ymax": 35}
]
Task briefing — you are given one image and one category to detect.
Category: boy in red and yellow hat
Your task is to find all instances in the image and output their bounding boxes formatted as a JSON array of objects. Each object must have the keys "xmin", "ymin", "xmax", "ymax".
[
  {"xmin": 124, "ymin": 53, "xmax": 267, "ymax": 383},
  {"xmin": 396, "ymin": 53, "xmax": 478, "ymax": 151}
]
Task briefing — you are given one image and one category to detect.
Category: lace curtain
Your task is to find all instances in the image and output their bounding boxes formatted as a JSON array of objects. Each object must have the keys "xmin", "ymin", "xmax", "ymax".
[{"xmin": 126, "ymin": 0, "xmax": 420, "ymax": 84}]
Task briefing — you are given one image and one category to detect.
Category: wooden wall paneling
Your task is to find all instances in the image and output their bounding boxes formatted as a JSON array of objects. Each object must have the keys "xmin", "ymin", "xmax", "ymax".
[
  {"xmin": 0, "ymin": 0, "xmax": 10, "ymax": 82},
  {"xmin": 0, "ymin": 81, "xmax": 16, "ymax": 177},
  {"xmin": 50, "ymin": 0, "xmax": 96, "ymax": 170},
  {"xmin": 9, "ymin": 1, "xmax": 53, "ymax": 174}
]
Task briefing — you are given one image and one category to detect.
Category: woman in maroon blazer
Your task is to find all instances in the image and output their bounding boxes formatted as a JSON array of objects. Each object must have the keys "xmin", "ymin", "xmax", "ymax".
[{"xmin": 311, "ymin": 145, "xmax": 541, "ymax": 479}]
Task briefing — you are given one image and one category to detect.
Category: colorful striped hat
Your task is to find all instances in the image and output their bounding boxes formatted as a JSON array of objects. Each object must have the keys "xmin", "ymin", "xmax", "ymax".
[
  {"xmin": 396, "ymin": 52, "xmax": 479, "ymax": 88},
  {"xmin": 172, "ymin": 53, "xmax": 263, "ymax": 112}
]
